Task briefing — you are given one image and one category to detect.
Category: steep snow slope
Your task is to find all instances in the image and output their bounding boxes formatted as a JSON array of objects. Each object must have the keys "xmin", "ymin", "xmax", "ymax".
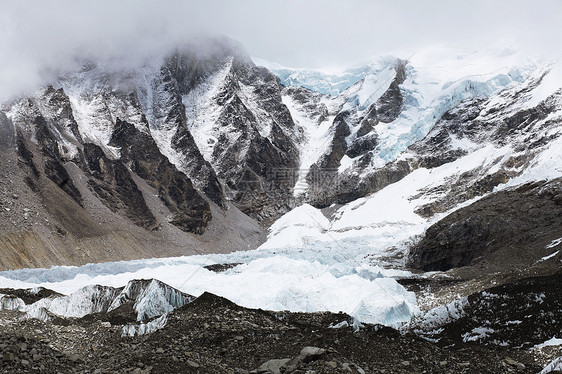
[
  {"xmin": 183, "ymin": 58, "xmax": 235, "ymax": 163},
  {"xmin": 280, "ymin": 48, "xmax": 542, "ymax": 186},
  {"xmin": 260, "ymin": 146, "xmax": 510, "ymax": 266},
  {"xmin": 280, "ymin": 89, "xmax": 339, "ymax": 195},
  {"xmin": 57, "ymin": 66, "xmax": 149, "ymax": 157}
]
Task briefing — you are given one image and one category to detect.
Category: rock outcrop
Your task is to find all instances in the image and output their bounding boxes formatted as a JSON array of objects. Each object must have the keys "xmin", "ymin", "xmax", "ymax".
[
  {"xmin": 409, "ymin": 178, "xmax": 562, "ymax": 271},
  {"xmin": 109, "ymin": 118, "xmax": 211, "ymax": 234}
]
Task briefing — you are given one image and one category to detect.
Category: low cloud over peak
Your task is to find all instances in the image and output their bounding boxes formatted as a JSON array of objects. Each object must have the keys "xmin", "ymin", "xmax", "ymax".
[{"xmin": 1, "ymin": 0, "xmax": 561, "ymax": 99}]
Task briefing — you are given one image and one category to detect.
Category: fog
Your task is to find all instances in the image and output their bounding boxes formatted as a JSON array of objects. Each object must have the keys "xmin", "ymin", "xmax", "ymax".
[{"xmin": 1, "ymin": 0, "xmax": 561, "ymax": 98}]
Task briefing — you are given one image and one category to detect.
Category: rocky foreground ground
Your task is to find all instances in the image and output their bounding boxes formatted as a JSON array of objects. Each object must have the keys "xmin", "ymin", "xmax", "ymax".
[{"xmin": 1, "ymin": 271, "xmax": 562, "ymax": 374}]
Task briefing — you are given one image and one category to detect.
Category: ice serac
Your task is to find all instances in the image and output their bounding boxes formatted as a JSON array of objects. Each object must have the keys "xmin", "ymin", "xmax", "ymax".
[
  {"xmin": 108, "ymin": 279, "xmax": 195, "ymax": 321},
  {"xmin": 23, "ymin": 279, "xmax": 194, "ymax": 322},
  {"xmin": 0, "ymin": 246, "xmax": 422, "ymax": 328},
  {"xmin": 122, "ymin": 313, "xmax": 169, "ymax": 337},
  {"xmin": 0, "ymin": 294, "xmax": 26, "ymax": 311},
  {"xmin": 27, "ymin": 285, "xmax": 121, "ymax": 319},
  {"xmin": 254, "ymin": 57, "xmax": 391, "ymax": 97},
  {"xmin": 541, "ymin": 357, "xmax": 562, "ymax": 374}
]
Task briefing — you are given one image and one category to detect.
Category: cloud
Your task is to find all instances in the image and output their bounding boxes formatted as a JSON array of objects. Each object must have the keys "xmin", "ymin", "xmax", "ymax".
[{"xmin": 1, "ymin": 0, "xmax": 561, "ymax": 99}]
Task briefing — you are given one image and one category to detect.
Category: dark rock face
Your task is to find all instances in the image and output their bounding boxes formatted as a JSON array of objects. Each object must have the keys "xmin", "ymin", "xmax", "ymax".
[
  {"xmin": 143, "ymin": 62, "xmax": 228, "ymax": 209},
  {"xmin": 171, "ymin": 124, "xmax": 226, "ymax": 208},
  {"xmin": 41, "ymin": 86, "xmax": 83, "ymax": 142},
  {"xmin": 414, "ymin": 170, "xmax": 512, "ymax": 218},
  {"xmin": 165, "ymin": 36, "xmax": 253, "ymax": 94},
  {"xmin": 15, "ymin": 130, "xmax": 40, "ymax": 182},
  {"xmin": 5, "ymin": 88, "xmax": 87, "ymax": 208},
  {"xmin": 409, "ymin": 178, "xmax": 562, "ymax": 271},
  {"xmin": 14, "ymin": 129, "xmax": 106, "ymax": 240},
  {"xmin": 12, "ymin": 109, "xmax": 84, "ymax": 207},
  {"xmin": 109, "ymin": 119, "xmax": 211, "ymax": 234},
  {"xmin": 345, "ymin": 133, "xmax": 377, "ymax": 159},
  {"xmin": 304, "ymin": 112, "xmax": 352, "ymax": 207},
  {"xmin": 346, "ymin": 105, "xmax": 378, "ymax": 159},
  {"xmin": 181, "ymin": 54, "xmax": 300, "ymax": 223},
  {"xmin": 30, "ymin": 115, "xmax": 83, "ymax": 205},
  {"xmin": 362, "ymin": 159, "xmax": 413, "ymax": 193},
  {"xmin": 314, "ymin": 111, "xmax": 351, "ymax": 170},
  {"xmin": 0, "ymin": 112, "xmax": 15, "ymax": 148},
  {"xmin": 376, "ymin": 59, "xmax": 407, "ymax": 123},
  {"xmin": 356, "ymin": 104, "xmax": 378, "ymax": 137},
  {"xmin": 500, "ymin": 99, "xmax": 555, "ymax": 142},
  {"xmin": 83, "ymin": 143, "xmax": 158, "ymax": 231},
  {"xmin": 308, "ymin": 157, "xmax": 413, "ymax": 209},
  {"xmin": 43, "ymin": 158, "xmax": 83, "ymax": 207},
  {"xmin": 283, "ymin": 86, "xmax": 329, "ymax": 124}
]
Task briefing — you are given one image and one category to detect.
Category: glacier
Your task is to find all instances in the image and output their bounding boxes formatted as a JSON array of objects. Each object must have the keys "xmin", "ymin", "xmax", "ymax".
[
  {"xmin": 107, "ymin": 279, "xmax": 195, "ymax": 321},
  {"xmin": 253, "ymin": 57, "xmax": 395, "ymax": 97},
  {"xmin": 0, "ymin": 249, "xmax": 420, "ymax": 327},
  {"xmin": 0, "ymin": 192, "xmax": 425, "ymax": 327},
  {"xmin": 265, "ymin": 47, "xmax": 545, "ymax": 173}
]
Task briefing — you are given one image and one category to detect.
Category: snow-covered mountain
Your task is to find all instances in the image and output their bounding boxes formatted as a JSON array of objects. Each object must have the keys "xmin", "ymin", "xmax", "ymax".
[{"xmin": 0, "ymin": 37, "xmax": 561, "ymax": 341}]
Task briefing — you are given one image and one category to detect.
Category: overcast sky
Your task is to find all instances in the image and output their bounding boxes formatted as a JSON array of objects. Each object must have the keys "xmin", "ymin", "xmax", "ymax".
[{"xmin": 1, "ymin": 0, "xmax": 561, "ymax": 98}]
